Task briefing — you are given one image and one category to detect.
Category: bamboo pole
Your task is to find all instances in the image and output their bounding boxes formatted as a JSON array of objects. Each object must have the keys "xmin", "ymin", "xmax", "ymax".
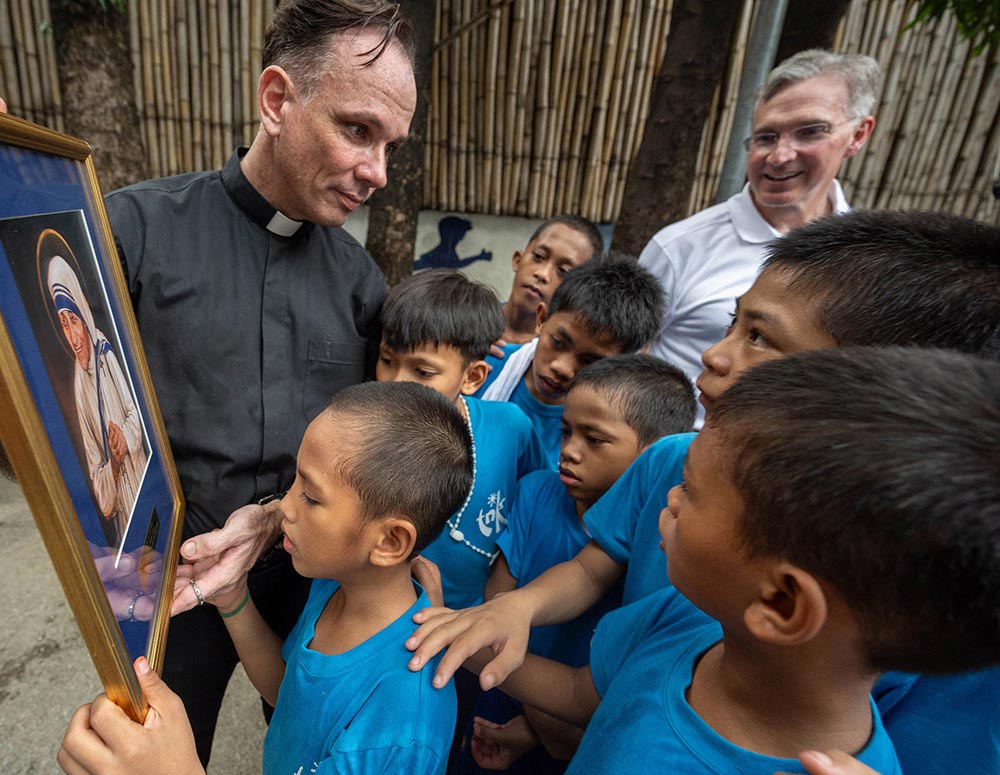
[
  {"xmin": 0, "ymin": 5, "xmax": 22, "ymax": 118},
  {"xmin": 32, "ymin": 0, "xmax": 59, "ymax": 129},
  {"xmin": 952, "ymin": 45, "xmax": 999, "ymax": 216},
  {"xmin": 938, "ymin": 45, "xmax": 982, "ymax": 212},
  {"xmin": 175, "ymin": 0, "xmax": 192, "ymax": 170},
  {"xmin": 514, "ymin": 0, "xmax": 542, "ymax": 214},
  {"xmin": 543, "ymin": 0, "xmax": 578, "ymax": 215},
  {"xmin": 602, "ymin": 0, "xmax": 640, "ymax": 222},
  {"xmin": 565, "ymin": 0, "xmax": 602, "ymax": 214},
  {"xmin": 219, "ymin": 0, "xmax": 233, "ymax": 156},
  {"xmin": 526, "ymin": 0, "xmax": 554, "ymax": 214},
  {"xmin": 579, "ymin": 0, "xmax": 619, "ymax": 219},
  {"xmin": 481, "ymin": 3, "xmax": 500, "ymax": 211},
  {"xmin": 560, "ymin": 0, "xmax": 598, "ymax": 214},
  {"xmin": 501, "ymin": 0, "xmax": 525, "ymax": 210},
  {"xmin": 490, "ymin": 0, "xmax": 510, "ymax": 213},
  {"xmin": 552, "ymin": 0, "xmax": 587, "ymax": 214},
  {"xmin": 9, "ymin": 0, "xmax": 34, "ymax": 122},
  {"xmin": 163, "ymin": 0, "xmax": 181, "ymax": 174}
]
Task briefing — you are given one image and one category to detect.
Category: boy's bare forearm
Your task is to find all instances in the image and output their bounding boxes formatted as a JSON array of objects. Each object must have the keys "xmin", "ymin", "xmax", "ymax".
[
  {"xmin": 518, "ymin": 541, "xmax": 624, "ymax": 627},
  {"xmin": 523, "ymin": 704, "xmax": 585, "ymax": 761},
  {"xmin": 465, "ymin": 649, "xmax": 600, "ymax": 729},
  {"xmin": 221, "ymin": 597, "xmax": 286, "ymax": 706}
]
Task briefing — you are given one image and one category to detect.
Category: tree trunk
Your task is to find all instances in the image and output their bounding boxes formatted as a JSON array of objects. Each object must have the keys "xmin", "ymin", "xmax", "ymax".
[
  {"xmin": 50, "ymin": 0, "xmax": 147, "ymax": 191},
  {"xmin": 611, "ymin": 0, "xmax": 744, "ymax": 256},
  {"xmin": 365, "ymin": 0, "xmax": 435, "ymax": 286},
  {"xmin": 775, "ymin": 0, "xmax": 853, "ymax": 62}
]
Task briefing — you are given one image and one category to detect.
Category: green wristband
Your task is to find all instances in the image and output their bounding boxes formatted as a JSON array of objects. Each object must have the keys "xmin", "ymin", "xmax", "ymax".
[{"xmin": 219, "ymin": 589, "xmax": 251, "ymax": 619}]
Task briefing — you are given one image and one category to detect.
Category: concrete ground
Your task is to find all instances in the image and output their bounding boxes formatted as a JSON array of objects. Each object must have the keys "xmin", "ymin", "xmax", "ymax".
[{"xmin": 0, "ymin": 476, "xmax": 264, "ymax": 774}]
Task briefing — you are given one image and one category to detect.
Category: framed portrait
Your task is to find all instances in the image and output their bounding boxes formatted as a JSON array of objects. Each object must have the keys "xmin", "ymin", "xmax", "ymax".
[{"xmin": 0, "ymin": 112, "xmax": 184, "ymax": 721}]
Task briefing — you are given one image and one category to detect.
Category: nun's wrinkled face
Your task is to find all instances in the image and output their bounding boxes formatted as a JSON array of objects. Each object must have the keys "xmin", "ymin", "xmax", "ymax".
[{"xmin": 59, "ymin": 309, "xmax": 91, "ymax": 369}]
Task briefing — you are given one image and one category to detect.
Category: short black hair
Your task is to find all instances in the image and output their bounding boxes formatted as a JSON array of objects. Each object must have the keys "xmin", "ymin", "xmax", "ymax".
[
  {"xmin": 381, "ymin": 269, "xmax": 504, "ymax": 363},
  {"xmin": 710, "ymin": 347, "xmax": 1000, "ymax": 674},
  {"xmin": 527, "ymin": 215, "xmax": 604, "ymax": 258},
  {"xmin": 572, "ymin": 354, "xmax": 696, "ymax": 445},
  {"xmin": 263, "ymin": 0, "xmax": 414, "ymax": 96},
  {"xmin": 547, "ymin": 251, "xmax": 665, "ymax": 353},
  {"xmin": 763, "ymin": 210, "xmax": 1000, "ymax": 359},
  {"xmin": 325, "ymin": 381, "xmax": 472, "ymax": 555}
]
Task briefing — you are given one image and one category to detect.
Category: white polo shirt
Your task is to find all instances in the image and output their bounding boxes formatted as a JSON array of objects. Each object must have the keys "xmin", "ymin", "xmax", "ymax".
[{"xmin": 638, "ymin": 181, "xmax": 849, "ymax": 426}]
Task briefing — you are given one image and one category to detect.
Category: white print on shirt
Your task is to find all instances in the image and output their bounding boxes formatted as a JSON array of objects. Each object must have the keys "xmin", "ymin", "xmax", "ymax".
[
  {"xmin": 477, "ymin": 490, "xmax": 507, "ymax": 537},
  {"xmin": 291, "ymin": 764, "xmax": 319, "ymax": 775}
]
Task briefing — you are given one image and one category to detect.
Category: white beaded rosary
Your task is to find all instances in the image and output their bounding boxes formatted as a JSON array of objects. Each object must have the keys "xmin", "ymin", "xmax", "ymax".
[{"xmin": 445, "ymin": 396, "xmax": 493, "ymax": 559}]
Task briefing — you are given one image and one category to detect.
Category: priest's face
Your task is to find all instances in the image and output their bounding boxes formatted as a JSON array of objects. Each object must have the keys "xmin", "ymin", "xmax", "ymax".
[{"xmin": 265, "ymin": 28, "xmax": 416, "ymax": 226}]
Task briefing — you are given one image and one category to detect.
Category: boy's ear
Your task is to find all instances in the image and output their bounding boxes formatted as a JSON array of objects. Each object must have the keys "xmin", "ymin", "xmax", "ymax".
[
  {"xmin": 511, "ymin": 249, "xmax": 523, "ymax": 271},
  {"xmin": 744, "ymin": 563, "xmax": 828, "ymax": 647},
  {"xmin": 258, "ymin": 66, "xmax": 294, "ymax": 138},
  {"xmin": 368, "ymin": 517, "xmax": 418, "ymax": 568},
  {"xmin": 534, "ymin": 303, "xmax": 548, "ymax": 335},
  {"xmin": 460, "ymin": 359, "xmax": 490, "ymax": 395}
]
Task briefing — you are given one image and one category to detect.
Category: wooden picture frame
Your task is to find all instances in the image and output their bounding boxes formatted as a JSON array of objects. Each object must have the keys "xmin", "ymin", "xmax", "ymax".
[{"xmin": 0, "ymin": 112, "xmax": 184, "ymax": 722}]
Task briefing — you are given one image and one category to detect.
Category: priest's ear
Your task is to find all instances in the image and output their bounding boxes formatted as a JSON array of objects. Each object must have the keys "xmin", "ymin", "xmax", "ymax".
[{"xmin": 258, "ymin": 66, "xmax": 297, "ymax": 137}]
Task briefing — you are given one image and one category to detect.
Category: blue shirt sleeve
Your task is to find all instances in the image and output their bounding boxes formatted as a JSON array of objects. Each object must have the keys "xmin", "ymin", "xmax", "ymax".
[
  {"xmin": 589, "ymin": 593, "xmax": 665, "ymax": 697},
  {"xmin": 584, "ymin": 434, "xmax": 694, "ymax": 565}
]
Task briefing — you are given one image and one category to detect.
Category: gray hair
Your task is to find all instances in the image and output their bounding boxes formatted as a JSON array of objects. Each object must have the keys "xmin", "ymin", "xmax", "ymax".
[{"xmin": 755, "ymin": 49, "xmax": 881, "ymax": 118}]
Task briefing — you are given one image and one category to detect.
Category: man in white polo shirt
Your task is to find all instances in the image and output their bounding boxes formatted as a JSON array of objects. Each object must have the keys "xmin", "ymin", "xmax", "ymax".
[{"xmin": 639, "ymin": 49, "xmax": 878, "ymax": 424}]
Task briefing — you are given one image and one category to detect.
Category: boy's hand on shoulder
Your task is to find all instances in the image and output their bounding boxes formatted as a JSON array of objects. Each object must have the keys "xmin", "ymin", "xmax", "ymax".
[
  {"xmin": 775, "ymin": 751, "xmax": 883, "ymax": 775},
  {"xmin": 57, "ymin": 658, "xmax": 205, "ymax": 775},
  {"xmin": 406, "ymin": 592, "xmax": 532, "ymax": 691},
  {"xmin": 489, "ymin": 338, "xmax": 508, "ymax": 359}
]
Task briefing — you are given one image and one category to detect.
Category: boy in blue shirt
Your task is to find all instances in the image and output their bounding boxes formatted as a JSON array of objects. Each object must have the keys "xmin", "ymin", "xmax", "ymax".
[
  {"xmin": 376, "ymin": 269, "xmax": 550, "ymax": 610},
  {"xmin": 479, "ymin": 252, "xmax": 665, "ymax": 465},
  {"xmin": 58, "ymin": 381, "xmax": 471, "ymax": 775},
  {"xmin": 499, "ymin": 215, "xmax": 603, "ymax": 345},
  {"xmin": 408, "ymin": 210, "xmax": 1000, "ymax": 775},
  {"xmin": 469, "ymin": 353, "xmax": 695, "ymax": 771},
  {"xmin": 466, "ymin": 347, "xmax": 1000, "ymax": 774}
]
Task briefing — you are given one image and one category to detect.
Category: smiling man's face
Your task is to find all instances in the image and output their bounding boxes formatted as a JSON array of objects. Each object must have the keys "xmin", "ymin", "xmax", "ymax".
[{"xmin": 746, "ymin": 72, "xmax": 870, "ymax": 223}]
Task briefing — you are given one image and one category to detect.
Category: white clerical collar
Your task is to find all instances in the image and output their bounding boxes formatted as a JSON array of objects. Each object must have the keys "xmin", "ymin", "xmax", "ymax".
[{"xmin": 266, "ymin": 210, "xmax": 304, "ymax": 237}]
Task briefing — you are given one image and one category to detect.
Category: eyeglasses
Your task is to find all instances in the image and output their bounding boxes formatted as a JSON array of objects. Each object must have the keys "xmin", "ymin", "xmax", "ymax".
[{"xmin": 743, "ymin": 120, "xmax": 856, "ymax": 154}]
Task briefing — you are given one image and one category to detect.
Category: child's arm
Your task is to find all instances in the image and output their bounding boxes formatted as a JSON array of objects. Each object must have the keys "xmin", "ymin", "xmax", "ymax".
[
  {"xmin": 408, "ymin": 540, "xmax": 624, "ymax": 690},
  {"xmin": 484, "ymin": 551, "xmax": 518, "ymax": 600},
  {"xmin": 213, "ymin": 585, "xmax": 285, "ymax": 706},
  {"xmin": 464, "ymin": 647, "xmax": 601, "ymax": 729},
  {"xmin": 523, "ymin": 704, "xmax": 584, "ymax": 760}
]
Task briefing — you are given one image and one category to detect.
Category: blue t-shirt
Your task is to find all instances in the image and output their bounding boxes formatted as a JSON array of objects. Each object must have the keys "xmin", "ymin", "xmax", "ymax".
[
  {"xmin": 571, "ymin": 587, "xmax": 902, "ymax": 775},
  {"xmin": 584, "ymin": 433, "xmax": 696, "ymax": 604},
  {"xmin": 264, "ymin": 579, "xmax": 457, "ymax": 775},
  {"xmin": 497, "ymin": 469, "xmax": 622, "ymax": 667},
  {"xmin": 873, "ymin": 667, "xmax": 1000, "ymax": 775},
  {"xmin": 421, "ymin": 397, "xmax": 550, "ymax": 608},
  {"xmin": 509, "ymin": 376, "xmax": 564, "ymax": 467}
]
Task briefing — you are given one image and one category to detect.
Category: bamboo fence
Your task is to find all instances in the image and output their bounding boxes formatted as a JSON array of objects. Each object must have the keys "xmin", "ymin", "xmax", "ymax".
[{"xmin": 0, "ymin": 0, "xmax": 997, "ymax": 222}]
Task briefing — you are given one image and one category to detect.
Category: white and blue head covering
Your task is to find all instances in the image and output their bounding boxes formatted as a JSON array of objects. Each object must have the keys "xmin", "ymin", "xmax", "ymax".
[{"xmin": 47, "ymin": 254, "xmax": 97, "ymax": 344}]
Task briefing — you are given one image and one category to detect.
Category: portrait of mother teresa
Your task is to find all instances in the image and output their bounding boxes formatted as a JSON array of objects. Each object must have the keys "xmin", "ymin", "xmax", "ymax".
[{"xmin": 46, "ymin": 246, "xmax": 147, "ymax": 546}]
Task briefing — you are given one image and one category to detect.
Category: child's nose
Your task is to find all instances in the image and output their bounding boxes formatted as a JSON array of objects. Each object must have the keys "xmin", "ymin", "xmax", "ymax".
[
  {"xmin": 561, "ymin": 439, "xmax": 582, "ymax": 462},
  {"xmin": 701, "ymin": 340, "xmax": 732, "ymax": 376}
]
